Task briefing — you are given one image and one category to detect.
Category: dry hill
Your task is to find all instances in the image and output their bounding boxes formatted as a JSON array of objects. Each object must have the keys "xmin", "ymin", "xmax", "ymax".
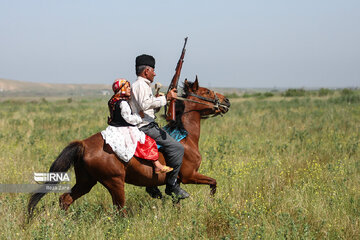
[{"xmin": 0, "ymin": 78, "xmax": 111, "ymax": 97}]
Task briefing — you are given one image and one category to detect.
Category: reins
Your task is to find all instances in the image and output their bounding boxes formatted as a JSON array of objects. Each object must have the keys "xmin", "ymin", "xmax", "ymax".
[
  {"xmin": 175, "ymin": 96, "xmax": 214, "ymax": 107},
  {"xmin": 174, "ymin": 89, "xmax": 229, "ymax": 118}
]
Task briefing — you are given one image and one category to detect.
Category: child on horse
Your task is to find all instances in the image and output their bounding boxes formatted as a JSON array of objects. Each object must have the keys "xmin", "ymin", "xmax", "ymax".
[{"xmin": 101, "ymin": 78, "xmax": 172, "ymax": 174}]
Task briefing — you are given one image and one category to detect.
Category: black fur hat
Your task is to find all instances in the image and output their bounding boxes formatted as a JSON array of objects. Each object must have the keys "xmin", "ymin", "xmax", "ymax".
[{"xmin": 135, "ymin": 54, "xmax": 155, "ymax": 68}]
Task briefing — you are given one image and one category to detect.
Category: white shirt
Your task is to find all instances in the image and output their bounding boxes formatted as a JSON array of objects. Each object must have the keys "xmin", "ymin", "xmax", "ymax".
[
  {"xmin": 130, "ymin": 76, "xmax": 167, "ymax": 128},
  {"xmin": 119, "ymin": 100, "xmax": 143, "ymax": 125}
]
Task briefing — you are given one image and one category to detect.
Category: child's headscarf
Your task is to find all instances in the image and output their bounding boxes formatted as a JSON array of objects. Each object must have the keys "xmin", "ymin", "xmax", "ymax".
[
  {"xmin": 112, "ymin": 78, "xmax": 130, "ymax": 97},
  {"xmin": 107, "ymin": 78, "xmax": 131, "ymax": 124}
]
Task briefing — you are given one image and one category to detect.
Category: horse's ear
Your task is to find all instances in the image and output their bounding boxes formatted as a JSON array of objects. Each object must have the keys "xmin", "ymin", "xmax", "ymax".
[
  {"xmin": 184, "ymin": 78, "xmax": 189, "ymax": 91},
  {"xmin": 192, "ymin": 75, "xmax": 199, "ymax": 91},
  {"xmin": 184, "ymin": 78, "xmax": 189, "ymax": 86}
]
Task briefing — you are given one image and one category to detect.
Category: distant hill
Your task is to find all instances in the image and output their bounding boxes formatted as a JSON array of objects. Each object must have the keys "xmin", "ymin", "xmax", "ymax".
[
  {"xmin": 0, "ymin": 78, "xmax": 111, "ymax": 97},
  {"xmin": 0, "ymin": 78, "xmax": 254, "ymax": 99}
]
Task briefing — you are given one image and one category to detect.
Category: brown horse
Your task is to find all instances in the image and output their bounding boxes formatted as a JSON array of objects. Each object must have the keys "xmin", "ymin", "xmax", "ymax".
[{"xmin": 28, "ymin": 78, "xmax": 230, "ymax": 215}]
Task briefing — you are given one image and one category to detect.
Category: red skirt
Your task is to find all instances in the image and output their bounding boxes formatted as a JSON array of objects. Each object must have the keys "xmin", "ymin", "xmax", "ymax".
[{"xmin": 134, "ymin": 135, "xmax": 159, "ymax": 161}]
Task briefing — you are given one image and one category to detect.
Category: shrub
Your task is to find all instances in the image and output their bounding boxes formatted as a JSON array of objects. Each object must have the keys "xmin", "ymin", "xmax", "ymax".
[
  {"xmin": 341, "ymin": 88, "xmax": 354, "ymax": 96},
  {"xmin": 318, "ymin": 88, "xmax": 334, "ymax": 97},
  {"xmin": 329, "ymin": 88, "xmax": 360, "ymax": 104},
  {"xmin": 263, "ymin": 92, "xmax": 274, "ymax": 97},
  {"xmin": 282, "ymin": 88, "xmax": 306, "ymax": 97},
  {"xmin": 243, "ymin": 92, "xmax": 263, "ymax": 98},
  {"xmin": 225, "ymin": 93, "xmax": 241, "ymax": 99}
]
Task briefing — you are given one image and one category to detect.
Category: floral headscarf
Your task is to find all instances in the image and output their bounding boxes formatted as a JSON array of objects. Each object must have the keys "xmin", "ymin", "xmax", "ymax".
[{"xmin": 107, "ymin": 78, "xmax": 131, "ymax": 124}]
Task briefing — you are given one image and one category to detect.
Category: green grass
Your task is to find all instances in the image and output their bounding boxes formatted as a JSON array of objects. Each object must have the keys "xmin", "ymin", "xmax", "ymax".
[{"xmin": 0, "ymin": 96, "xmax": 359, "ymax": 239}]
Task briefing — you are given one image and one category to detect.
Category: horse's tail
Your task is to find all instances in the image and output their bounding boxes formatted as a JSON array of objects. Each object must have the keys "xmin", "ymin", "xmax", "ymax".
[{"xmin": 27, "ymin": 141, "xmax": 84, "ymax": 216}]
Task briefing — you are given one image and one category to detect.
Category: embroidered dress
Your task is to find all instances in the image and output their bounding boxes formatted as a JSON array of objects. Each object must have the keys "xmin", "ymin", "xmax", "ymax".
[{"xmin": 101, "ymin": 101, "xmax": 145, "ymax": 162}]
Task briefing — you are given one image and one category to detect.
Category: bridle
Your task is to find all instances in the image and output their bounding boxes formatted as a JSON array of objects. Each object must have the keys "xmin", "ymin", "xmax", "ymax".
[{"xmin": 175, "ymin": 89, "xmax": 229, "ymax": 117}]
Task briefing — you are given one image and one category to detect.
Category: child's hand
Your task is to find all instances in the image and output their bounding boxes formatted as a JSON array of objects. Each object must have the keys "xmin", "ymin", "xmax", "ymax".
[{"xmin": 139, "ymin": 111, "xmax": 145, "ymax": 118}]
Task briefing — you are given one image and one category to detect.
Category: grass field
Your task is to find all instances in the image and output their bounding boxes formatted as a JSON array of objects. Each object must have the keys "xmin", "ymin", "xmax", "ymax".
[{"xmin": 0, "ymin": 92, "xmax": 359, "ymax": 239}]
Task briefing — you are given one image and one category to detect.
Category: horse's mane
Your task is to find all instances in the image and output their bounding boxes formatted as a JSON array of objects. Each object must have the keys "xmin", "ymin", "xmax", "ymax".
[{"xmin": 165, "ymin": 81, "xmax": 193, "ymax": 130}]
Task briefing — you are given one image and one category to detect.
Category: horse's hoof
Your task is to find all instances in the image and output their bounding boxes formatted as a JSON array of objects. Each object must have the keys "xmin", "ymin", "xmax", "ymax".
[
  {"xmin": 59, "ymin": 194, "xmax": 72, "ymax": 210},
  {"xmin": 210, "ymin": 184, "xmax": 217, "ymax": 196}
]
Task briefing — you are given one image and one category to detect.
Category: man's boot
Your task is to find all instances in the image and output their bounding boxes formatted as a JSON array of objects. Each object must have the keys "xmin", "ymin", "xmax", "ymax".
[
  {"xmin": 145, "ymin": 186, "xmax": 163, "ymax": 199},
  {"xmin": 165, "ymin": 183, "xmax": 189, "ymax": 199}
]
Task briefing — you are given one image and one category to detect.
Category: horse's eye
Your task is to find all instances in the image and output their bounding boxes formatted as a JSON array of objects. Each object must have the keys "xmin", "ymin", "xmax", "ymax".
[{"xmin": 207, "ymin": 90, "xmax": 210, "ymax": 94}]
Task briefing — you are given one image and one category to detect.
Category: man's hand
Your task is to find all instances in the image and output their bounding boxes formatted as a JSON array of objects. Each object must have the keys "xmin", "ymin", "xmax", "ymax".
[{"xmin": 166, "ymin": 88, "xmax": 177, "ymax": 101}]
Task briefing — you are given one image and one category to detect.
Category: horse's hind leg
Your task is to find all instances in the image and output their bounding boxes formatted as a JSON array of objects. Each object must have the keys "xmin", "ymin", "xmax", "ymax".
[
  {"xmin": 100, "ymin": 177, "xmax": 126, "ymax": 215},
  {"xmin": 181, "ymin": 172, "xmax": 217, "ymax": 195},
  {"xmin": 59, "ymin": 165, "xmax": 97, "ymax": 210}
]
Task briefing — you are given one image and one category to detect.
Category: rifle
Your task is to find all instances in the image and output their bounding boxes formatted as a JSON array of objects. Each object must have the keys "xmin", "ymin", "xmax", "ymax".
[{"xmin": 165, "ymin": 37, "xmax": 188, "ymax": 122}]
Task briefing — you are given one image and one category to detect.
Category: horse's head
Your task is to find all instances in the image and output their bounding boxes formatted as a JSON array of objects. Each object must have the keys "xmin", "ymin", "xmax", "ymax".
[{"xmin": 182, "ymin": 77, "xmax": 230, "ymax": 118}]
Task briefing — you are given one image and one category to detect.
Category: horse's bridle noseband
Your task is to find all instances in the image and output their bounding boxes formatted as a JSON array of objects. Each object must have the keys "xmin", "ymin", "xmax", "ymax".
[
  {"xmin": 188, "ymin": 92, "xmax": 219, "ymax": 106},
  {"xmin": 175, "ymin": 89, "xmax": 229, "ymax": 117}
]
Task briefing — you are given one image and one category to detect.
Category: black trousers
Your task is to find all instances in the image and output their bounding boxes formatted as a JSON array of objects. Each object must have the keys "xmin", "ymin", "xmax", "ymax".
[{"xmin": 140, "ymin": 122, "xmax": 184, "ymax": 186}]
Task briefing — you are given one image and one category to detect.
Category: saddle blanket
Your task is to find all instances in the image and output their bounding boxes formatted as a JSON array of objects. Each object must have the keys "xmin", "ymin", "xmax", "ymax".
[{"xmin": 157, "ymin": 125, "xmax": 188, "ymax": 149}]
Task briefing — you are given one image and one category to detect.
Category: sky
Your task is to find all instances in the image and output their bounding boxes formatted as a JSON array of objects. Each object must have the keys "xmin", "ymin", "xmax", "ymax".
[{"xmin": 0, "ymin": 0, "xmax": 359, "ymax": 89}]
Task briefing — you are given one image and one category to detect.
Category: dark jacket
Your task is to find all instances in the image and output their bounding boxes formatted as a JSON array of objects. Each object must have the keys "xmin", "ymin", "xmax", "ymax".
[{"xmin": 108, "ymin": 100, "xmax": 135, "ymax": 127}]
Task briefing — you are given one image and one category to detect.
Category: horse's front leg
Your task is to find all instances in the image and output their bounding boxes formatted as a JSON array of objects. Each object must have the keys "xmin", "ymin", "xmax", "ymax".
[
  {"xmin": 100, "ymin": 176, "xmax": 127, "ymax": 216},
  {"xmin": 181, "ymin": 172, "xmax": 217, "ymax": 196}
]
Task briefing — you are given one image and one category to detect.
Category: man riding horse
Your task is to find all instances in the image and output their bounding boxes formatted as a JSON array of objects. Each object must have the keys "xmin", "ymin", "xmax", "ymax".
[
  {"xmin": 130, "ymin": 54, "xmax": 190, "ymax": 200},
  {"xmin": 28, "ymin": 45, "xmax": 230, "ymax": 216}
]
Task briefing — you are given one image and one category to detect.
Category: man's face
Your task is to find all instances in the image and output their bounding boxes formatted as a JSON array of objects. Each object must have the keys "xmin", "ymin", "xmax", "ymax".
[{"xmin": 144, "ymin": 66, "xmax": 156, "ymax": 82}]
